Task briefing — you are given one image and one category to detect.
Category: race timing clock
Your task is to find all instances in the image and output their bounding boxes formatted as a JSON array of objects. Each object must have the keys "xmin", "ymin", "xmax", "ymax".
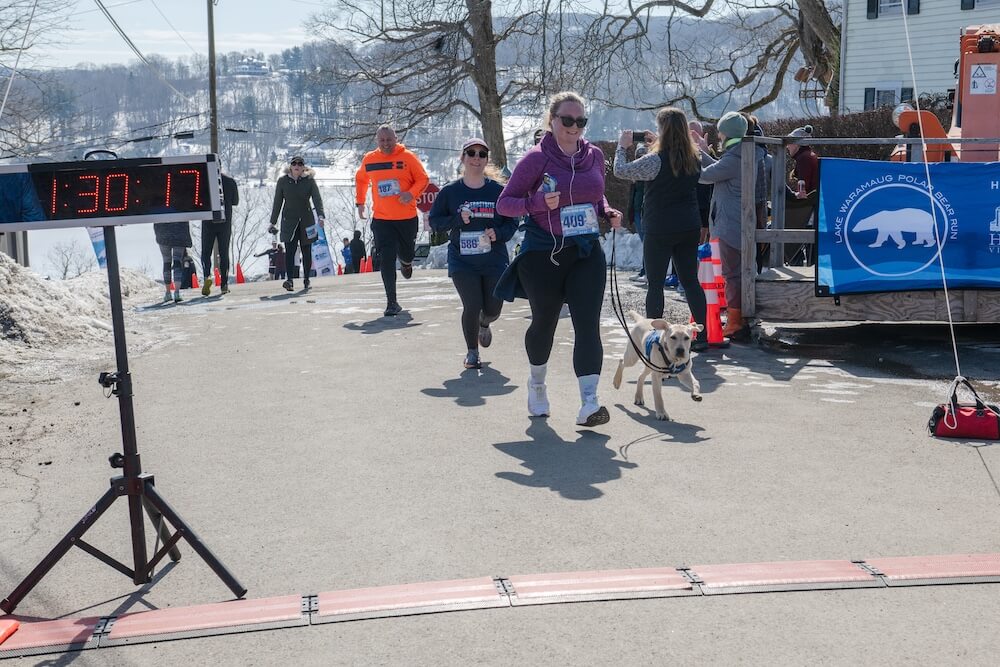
[{"xmin": 0, "ymin": 155, "xmax": 223, "ymax": 231}]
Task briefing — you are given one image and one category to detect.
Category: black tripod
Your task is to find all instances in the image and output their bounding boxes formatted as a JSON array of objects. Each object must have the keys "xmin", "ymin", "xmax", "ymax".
[{"xmin": 1, "ymin": 226, "xmax": 246, "ymax": 614}]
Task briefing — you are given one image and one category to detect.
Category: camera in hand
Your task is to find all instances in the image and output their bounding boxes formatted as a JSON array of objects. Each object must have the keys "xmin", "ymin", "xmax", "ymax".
[{"xmin": 632, "ymin": 131, "xmax": 647, "ymax": 144}]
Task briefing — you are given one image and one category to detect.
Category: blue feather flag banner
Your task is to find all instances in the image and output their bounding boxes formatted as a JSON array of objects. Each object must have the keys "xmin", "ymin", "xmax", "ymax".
[{"xmin": 816, "ymin": 158, "xmax": 1000, "ymax": 295}]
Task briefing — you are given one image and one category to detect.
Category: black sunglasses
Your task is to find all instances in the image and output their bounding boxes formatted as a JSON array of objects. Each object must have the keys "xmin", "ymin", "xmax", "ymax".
[
  {"xmin": 290, "ymin": 161, "xmax": 304, "ymax": 166},
  {"xmin": 558, "ymin": 115, "xmax": 588, "ymax": 128},
  {"xmin": 464, "ymin": 149, "xmax": 488, "ymax": 158}
]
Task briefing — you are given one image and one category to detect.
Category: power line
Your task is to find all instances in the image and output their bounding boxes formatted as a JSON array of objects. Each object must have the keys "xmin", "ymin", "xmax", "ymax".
[
  {"xmin": 91, "ymin": 0, "xmax": 193, "ymax": 102},
  {"xmin": 149, "ymin": 0, "xmax": 199, "ymax": 55}
]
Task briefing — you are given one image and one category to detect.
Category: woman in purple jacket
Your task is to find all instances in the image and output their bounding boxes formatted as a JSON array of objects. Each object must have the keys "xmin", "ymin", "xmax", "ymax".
[{"xmin": 496, "ymin": 91, "xmax": 622, "ymax": 427}]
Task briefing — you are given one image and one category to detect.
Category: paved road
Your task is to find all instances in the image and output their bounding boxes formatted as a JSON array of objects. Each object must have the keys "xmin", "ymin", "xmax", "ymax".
[{"xmin": 2, "ymin": 270, "xmax": 999, "ymax": 664}]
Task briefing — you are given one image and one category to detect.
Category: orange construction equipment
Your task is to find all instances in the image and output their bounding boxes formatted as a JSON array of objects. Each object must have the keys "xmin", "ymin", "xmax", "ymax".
[
  {"xmin": 0, "ymin": 618, "xmax": 19, "ymax": 645},
  {"xmin": 214, "ymin": 268, "xmax": 221, "ymax": 287},
  {"xmin": 190, "ymin": 272, "xmax": 199, "ymax": 289},
  {"xmin": 235, "ymin": 263, "xmax": 246, "ymax": 284}
]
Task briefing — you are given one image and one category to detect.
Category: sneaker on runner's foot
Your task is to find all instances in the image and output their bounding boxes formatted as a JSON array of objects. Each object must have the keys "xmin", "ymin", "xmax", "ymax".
[{"xmin": 528, "ymin": 381, "xmax": 550, "ymax": 417}]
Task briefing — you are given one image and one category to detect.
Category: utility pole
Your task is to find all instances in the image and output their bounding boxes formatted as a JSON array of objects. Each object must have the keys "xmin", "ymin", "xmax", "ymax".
[{"xmin": 207, "ymin": 0, "xmax": 219, "ymax": 154}]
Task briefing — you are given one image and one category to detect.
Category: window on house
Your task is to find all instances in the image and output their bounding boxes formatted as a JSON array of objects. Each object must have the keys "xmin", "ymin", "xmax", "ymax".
[
  {"xmin": 879, "ymin": 0, "xmax": 904, "ymax": 15},
  {"xmin": 864, "ymin": 84, "xmax": 903, "ymax": 110}
]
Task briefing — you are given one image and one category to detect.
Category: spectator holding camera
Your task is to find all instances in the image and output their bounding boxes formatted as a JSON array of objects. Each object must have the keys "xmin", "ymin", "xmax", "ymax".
[
  {"xmin": 268, "ymin": 155, "xmax": 325, "ymax": 291},
  {"xmin": 614, "ymin": 107, "xmax": 708, "ymax": 351}
]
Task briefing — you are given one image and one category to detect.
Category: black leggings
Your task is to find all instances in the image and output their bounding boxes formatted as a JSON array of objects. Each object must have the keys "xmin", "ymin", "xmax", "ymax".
[
  {"xmin": 452, "ymin": 271, "xmax": 502, "ymax": 349},
  {"xmin": 643, "ymin": 230, "xmax": 706, "ymax": 329},
  {"xmin": 516, "ymin": 242, "xmax": 606, "ymax": 377},
  {"xmin": 201, "ymin": 221, "xmax": 231, "ymax": 283},
  {"xmin": 285, "ymin": 238, "xmax": 312, "ymax": 280},
  {"xmin": 372, "ymin": 217, "xmax": 418, "ymax": 303}
]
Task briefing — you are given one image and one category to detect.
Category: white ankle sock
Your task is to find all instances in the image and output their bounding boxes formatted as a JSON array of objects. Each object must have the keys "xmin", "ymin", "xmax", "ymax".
[
  {"xmin": 578, "ymin": 374, "xmax": 600, "ymax": 404},
  {"xmin": 529, "ymin": 363, "xmax": 547, "ymax": 384}
]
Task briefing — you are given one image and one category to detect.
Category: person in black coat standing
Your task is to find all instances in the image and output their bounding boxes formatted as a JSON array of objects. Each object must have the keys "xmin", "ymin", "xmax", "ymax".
[
  {"xmin": 268, "ymin": 156, "xmax": 325, "ymax": 291},
  {"xmin": 201, "ymin": 173, "xmax": 239, "ymax": 296},
  {"xmin": 153, "ymin": 221, "xmax": 192, "ymax": 303},
  {"xmin": 349, "ymin": 229, "xmax": 366, "ymax": 274}
]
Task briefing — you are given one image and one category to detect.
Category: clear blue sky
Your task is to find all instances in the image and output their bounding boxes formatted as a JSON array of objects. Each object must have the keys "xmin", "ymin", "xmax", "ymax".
[{"xmin": 49, "ymin": 0, "xmax": 318, "ymax": 68}]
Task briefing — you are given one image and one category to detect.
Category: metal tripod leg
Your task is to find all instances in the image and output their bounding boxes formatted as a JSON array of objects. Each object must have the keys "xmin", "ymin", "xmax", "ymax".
[
  {"xmin": 142, "ymin": 497, "xmax": 182, "ymax": 563},
  {"xmin": 0, "ymin": 487, "xmax": 119, "ymax": 614},
  {"xmin": 143, "ymin": 482, "xmax": 246, "ymax": 599}
]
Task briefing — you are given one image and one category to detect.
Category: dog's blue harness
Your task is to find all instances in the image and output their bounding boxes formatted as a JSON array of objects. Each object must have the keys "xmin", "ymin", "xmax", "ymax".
[{"xmin": 644, "ymin": 331, "xmax": 687, "ymax": 375}]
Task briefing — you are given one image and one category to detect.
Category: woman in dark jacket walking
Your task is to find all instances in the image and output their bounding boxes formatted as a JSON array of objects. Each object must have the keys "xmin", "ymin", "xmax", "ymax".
[
  {"xmin": 614, "ymin": 107, "xmax": 708, "ymax": 350},
  {"xmin": 153, "ymin": 221, "xmax": 192, "ymax": 303},
  {"xmin": 269, "ymin": 156, "xmax": 325, "ymax": 291}
]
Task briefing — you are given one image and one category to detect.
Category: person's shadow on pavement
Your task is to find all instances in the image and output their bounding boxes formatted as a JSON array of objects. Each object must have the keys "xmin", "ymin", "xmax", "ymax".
[
  {"xmin": 494, "ymin": 419, "xmax": 637, "ymax": 500},
  {"xmin": 343, "ymin": 312, "xmax": 420, "ymax": 334},
  {"xmin": 421, "ymin": 364, "xmax": 517, "ymax": 407}
]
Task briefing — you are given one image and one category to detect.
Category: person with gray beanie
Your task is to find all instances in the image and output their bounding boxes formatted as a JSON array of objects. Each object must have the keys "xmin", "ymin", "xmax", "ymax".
[
  {"xmin": 786, "ymin": 125, "xmax": 819, "ymax": 196},
  {"xmin": 695, "ymin": 110, "xmax": 749, "ymax": 339}
]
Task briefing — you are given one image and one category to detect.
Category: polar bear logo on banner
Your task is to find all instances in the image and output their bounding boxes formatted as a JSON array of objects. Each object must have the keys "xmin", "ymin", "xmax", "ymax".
[{"xmin": 851, "ymin": 208, "xmax": 937, "ymax": 249}]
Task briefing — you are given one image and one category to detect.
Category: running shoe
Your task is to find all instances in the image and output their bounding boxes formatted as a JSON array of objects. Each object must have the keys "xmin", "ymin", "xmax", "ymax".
[
  {"xmin": 384, "ymin": 302, "xmax": 402, "ymax": 317},
  {"xmin": 303, "ymin": 278, "xmax": 311, "ymax": 290},
  {"xmin": 629, "ymin": 270, "xmax": 646, "ymax": 282},
  {"xmin": 172, "ymin": 289, "xmax": 183, "ymax": 303},
  {"xmin": 478, "ymin": 323, "xmax": 492, "ymax": 348},
  {"xmin": 162, "ymin": 290, "xmax": 172, "ymax": 303},
  {"xmin": 527, "ymin": 381, "xmax": 550, "ymax": 417},
  {"xmin": 400, "ymin": 261, "xmax": 413, "ymax": 279},
  {"xmin": 691, "ymin": 338, "xmax": 708, "ymax": 352},
  {"xmin": 464, "ymin": 351, "xmax": 481, "ymax": 370},
  {"xmin": 201, "ymin": 281, "xmax": 211, "ymax": 297},
  {"xmin": 282, "ymin": 279, "xmax": 294, "ymax": 291},
  {"xmin": 664, "ymin": 274, "xmax": 679, "ymax": 288},
  {"xmin": 576, "ymin": 404, "xmax": 610, "ymax": 427},
  {"xmin": 220, "ymin": 283, "xmax": 230, "ymax": 294}
]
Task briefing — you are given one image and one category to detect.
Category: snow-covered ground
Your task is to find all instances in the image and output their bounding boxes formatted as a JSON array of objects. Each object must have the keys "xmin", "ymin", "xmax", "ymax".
[{"xmin": 0, "ymin": 254, "xmax": 165, "ymax": 383}]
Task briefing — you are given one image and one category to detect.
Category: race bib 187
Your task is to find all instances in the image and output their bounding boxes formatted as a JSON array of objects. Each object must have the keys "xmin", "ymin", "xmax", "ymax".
[
  {"xmin": 560, "ymin": 203, "xmax": 598, "ymax": 237},
  {"xmin": 377, "ymin": 179, "xmax": 401, "ymax": 197}
]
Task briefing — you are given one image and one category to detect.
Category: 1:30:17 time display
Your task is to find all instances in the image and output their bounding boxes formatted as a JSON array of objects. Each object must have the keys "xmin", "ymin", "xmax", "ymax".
[{"xmin": 30, "ymin": 164, "xmax": 211, "ymax": 220}]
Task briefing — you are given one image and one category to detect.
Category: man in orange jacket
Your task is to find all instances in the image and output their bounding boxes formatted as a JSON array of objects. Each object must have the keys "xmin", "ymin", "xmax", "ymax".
[{"xmin": 355, "ymin": 125, "xmax": 429, "ymax": 316}]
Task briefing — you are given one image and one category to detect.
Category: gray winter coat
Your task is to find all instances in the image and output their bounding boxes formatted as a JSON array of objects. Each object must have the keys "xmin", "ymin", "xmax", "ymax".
[
  {"xmin": 153, "ymin": 221, "xmax": 192, "ymax": 248},
  {"xmin": 699, "ymin": 142, "xmax": 744, "ymax": 249}
]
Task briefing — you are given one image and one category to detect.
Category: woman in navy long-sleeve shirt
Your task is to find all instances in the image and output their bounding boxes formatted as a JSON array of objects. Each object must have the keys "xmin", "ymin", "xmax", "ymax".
[
  {"xmin": 495, "ymin": 91, "xmax": 622, "ymax": 427},
  {"xmin": 429, "ymin": 138, "xmax": 517, "ymax": 370}
]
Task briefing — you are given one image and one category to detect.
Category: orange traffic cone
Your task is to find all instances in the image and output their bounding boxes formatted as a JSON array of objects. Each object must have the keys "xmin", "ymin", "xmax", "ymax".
[
  {"xmin": 190, "ymin": 272, "xmax": 199, "ymax": 289},
  {"xmin": 366, "ymin": 257, "xmax": 373, "ymax": 272},
  {"xmin": 710, "ymin": 238, "xmax": 727, "ymax": 309},
  {"xmin": 235, "ymin": 263, "xmax": 246, "ymax": 284},
  {"xmin": 337, "ymin": 263, "xmax": 343, "ymax": 275},
  {"xmin": 699, "ymin": 251, "xmax": 729, "ymax": 348},
  {"xmin": 0, "ymin": 618, "xmax": 19, "ymax": 645},
  {"xmin": 214, "ymin": 268, "xmax": 221, "ymax": 286},
  {"xmin": 169, "ymin": 280, "xmax": 176, "ymax": 292}
]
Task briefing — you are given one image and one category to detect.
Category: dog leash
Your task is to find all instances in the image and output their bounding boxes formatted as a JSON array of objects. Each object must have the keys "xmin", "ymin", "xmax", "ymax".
[{"xmin": 608, "ymin": 227, "xmax": 678, "ymax": 375}]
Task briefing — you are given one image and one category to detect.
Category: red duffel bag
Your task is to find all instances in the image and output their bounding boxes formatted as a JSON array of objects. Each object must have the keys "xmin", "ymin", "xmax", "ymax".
[{"xmin": 928, "ymin": 378, "xmax": 1000, "ymax": 440}]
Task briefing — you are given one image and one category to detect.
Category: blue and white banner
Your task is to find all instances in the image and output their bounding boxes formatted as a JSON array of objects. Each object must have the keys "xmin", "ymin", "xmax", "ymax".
[
  {"xmin": 817, "ymin": 158, "xmax": 1000, "ymax": 295},
  {"xmin": 86, "ymin": 227, "xmax": 107, "ymax": 269},
  {"xmin": 311, "ymin": 213, "xmax": 336, "ymax": 276}
]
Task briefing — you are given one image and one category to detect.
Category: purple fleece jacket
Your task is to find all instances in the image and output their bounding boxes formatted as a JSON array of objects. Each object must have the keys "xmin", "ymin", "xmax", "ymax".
[{"xmin": 497, "ymin": 132, "xmax": 610, "ymax": 239}]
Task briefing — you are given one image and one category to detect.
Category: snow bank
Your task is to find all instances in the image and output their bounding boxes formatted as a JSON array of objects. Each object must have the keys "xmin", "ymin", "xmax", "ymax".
[{"xmin": 0, "ymin": 253, "xmax": 159, "ymax": 355}]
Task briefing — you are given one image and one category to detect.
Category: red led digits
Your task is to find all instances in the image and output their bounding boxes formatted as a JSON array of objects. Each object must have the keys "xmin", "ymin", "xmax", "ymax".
[
  {"xmin": 105, "ymin": 173, "xmax": 129, "ymax": 212},
  {"xmin": 177, "ymin": 169, "xmax": 202, "ymax": 206},
  {"xmin": 78, "ymin": 174, "xmax": 100, "ymax": 213},
  {"xmin": 50, "ymin": 177, "xmax": 57, "ymax": 216}
]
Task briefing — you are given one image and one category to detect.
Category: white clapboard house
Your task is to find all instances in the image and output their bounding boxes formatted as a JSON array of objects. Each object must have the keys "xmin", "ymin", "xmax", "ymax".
[{"xmin": 840, "ymin": 0, "xmax": 1000, "ymax": 114}]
